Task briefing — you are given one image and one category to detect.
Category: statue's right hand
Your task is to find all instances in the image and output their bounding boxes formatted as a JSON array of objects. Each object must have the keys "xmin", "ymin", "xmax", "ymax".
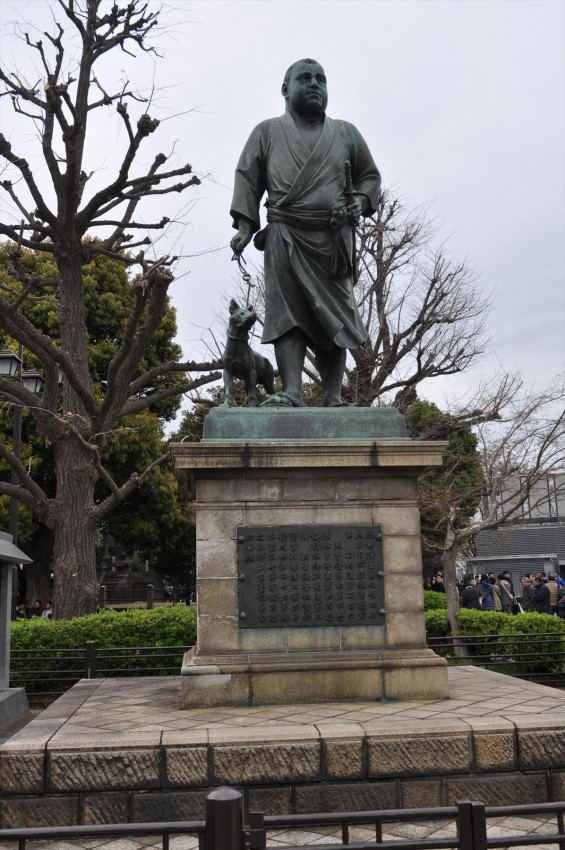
[{"xmin": 230, "ymin": 229, "xmax": 252, "ymax": 255}]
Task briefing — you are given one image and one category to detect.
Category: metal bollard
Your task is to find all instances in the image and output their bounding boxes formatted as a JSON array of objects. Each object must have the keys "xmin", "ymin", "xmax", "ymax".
[
  {"xmin": 146, "ymin": 583, "xmax": 154, "ymax": 609},
  {"xmin": 85, "ymin": 640, "xmax": 97, "ymax": 679},
  {"xmin": 98, "ymin": 585, "xmax": 107, "ymax": 609},
  {"xmin": 205, "ymin": 787, "xmax": 243, "ymax": 850},
  {"xmin": 457, "ymin": 799, "xmax": 488, "ymax": 850}
]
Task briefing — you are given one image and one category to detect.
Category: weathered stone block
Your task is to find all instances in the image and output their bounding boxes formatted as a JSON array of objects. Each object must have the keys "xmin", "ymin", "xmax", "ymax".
[
  {"xmin": 383, "ymin": 612, "xmax": 426, "ymax": 648},
  {"xmin": 82, "ymin": 793, "xmax": 129, "ymax": 824},
  {"xmin": 401, "ymin": 779, "xmax": 443, "ymax": 808},
  {"xmin": 245, "ymin": 504, "xmax": 374, "ymax": 528},
  {"xmin": 196, "ymin": 577, "xmax": 238, "ymax": 617},
  {"xmin": 250, "ymin": 668, "xmax": 383, "ymax": 705},
  {"xmin": 473, "ymin": 731, "xmax": 515, "ymax": 771},
  {"xmin": 371, "ymin": 506, "xmax": 420, "ymax": 537},
  {"xmin": 48, "ymin": 748, "xmax": 160, "ymax": 792},
  {"xmin": 369, "ymin": 733, "xmax": 470, "ymax": 777},
  {"xmin": 198, "ymin": 477, "xmax": 283, "ymax": 503},
  {"xmin": 239, "ymin": 628, "xmax": 288, "ymax": 653},
  {"xmin": 1, "ymin": 795, "xmax": 79, "ymax": 828},
  {"xmin": 196, "ymin": 539, "xmax": 237, "ymax": 578},
  {"xmin": 165, "ymin": 746, "xmax": 209, "ymax": 787},
  {"xmin": 384, "ymin": 575, "xmax": 424, "ymax": 612},
  {"xmin": 0, "ymin": 752, "xmax": 44, "ymax": 794},
  {"xmin": 196, "ymin": 615, "xmax": 240, "ymax": 653},
  {"xmin": 132, "ymin": 790, "xmax": 207, "ymax": 822},
  {"xmin": 282, "ymin": 478, "xmax": 336, "ymax": 502},
  {"xmin": 445, "ymin": 773, "xmax": 548, "ymax": 806},
  {"xmin": 295, "ymin": 781, "xmax": 398, "ymax": 813},
  {"xmin": 324, "ymin": 739, "xmax": 364, "ymax": 780},
  {"xmin": 381, "ymin": 536, "xmax": 423, "ymax": 573},
  {"xmin": 518, "ymin": 729, "xmax": 565, "ymax": 769},
  {"xmin": 213, "ymin": 742, "xmax": 320, "ymax": 784},
  {"xmin": 286, "ymin": 626, "xmax": 341, "ymax": 652},
  {"xmin": 180, "ymin": 668, "xmax": 250, "ymax": 708},
  {"xmin": 248, "ymin": 787, "xmax": 292, "ymax": 816},
  {"xmin": 196, "ymin": 506, "xmax": 246, "ymax": 540},
  {"xmin": 383, "ymin": 659, "xmax": 448, "ymax": 700},
  {"xmin": 336, "ymin": 476, "xmax": 417, "ymax": 502},
  {"xmin": 340, "ymin": 625, "xmax": 385, "ymax": 650}
]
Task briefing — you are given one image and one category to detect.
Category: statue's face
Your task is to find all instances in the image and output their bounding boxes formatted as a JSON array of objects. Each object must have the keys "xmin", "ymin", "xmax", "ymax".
[{"xmin": 282, "ymin": 62, "xmax": 328, "ymax": 118}]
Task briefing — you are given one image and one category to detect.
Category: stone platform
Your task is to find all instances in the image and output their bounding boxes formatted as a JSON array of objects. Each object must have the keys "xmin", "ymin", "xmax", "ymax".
[{"xmin": 1, "ymin": 667, "xmax": 565, "ymax": 828}]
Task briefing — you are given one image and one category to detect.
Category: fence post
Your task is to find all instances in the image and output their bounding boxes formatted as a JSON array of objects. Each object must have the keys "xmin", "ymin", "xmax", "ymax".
[
  {"xmin": 99, "ymin": 585, "xmax": 106, "ymax": 609},
  {"xmin": 85, "ymin": 640, "xmax": 97, "ymax": 679},
  {"xmin": 457, "ymin": 800, "xmax": 487, "ymax": 850},
  {"xmin": 205, "ymin": 787, "xmax": 243, "ymax": 850},
  {"xmin": 146, "ymin": 584, "xmax": 154, "ymax": 609}
]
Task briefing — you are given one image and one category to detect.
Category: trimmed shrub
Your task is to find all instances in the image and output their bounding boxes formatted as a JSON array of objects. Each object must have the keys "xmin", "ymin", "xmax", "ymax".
[
  {"xmin": 497, "ymin": 613, "xmax": 565, "ymax": 674},
  {"xmin": 424, "ymin": 590, "xmax": 447, "ymax": 610},
  {"xmin": 11, "ymin": 606, "xmax": 197, "ymax": 650},
  {"xmin": 10, "ymin": 607, "xmax": 197, "ymax": 701},
  {"xmin": 424, "ymin": 610, "xmax": 450, "ymax": 637}
]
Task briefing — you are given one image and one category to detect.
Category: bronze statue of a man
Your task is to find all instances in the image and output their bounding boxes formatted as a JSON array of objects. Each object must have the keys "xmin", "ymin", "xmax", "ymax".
[{"xmin": 230, "ymin": 58, "xmax": 381, "ymax": 407}]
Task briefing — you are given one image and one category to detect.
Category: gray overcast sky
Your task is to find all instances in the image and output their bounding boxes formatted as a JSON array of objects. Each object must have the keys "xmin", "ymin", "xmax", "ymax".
[{"xmin": 1, "ymin": 0, "xmax": 564, "ymax": 411}]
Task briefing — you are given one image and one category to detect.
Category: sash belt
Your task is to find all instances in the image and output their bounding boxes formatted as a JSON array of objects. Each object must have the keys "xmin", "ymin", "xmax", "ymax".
[{"xmin": 253, "ymin": 206, "xmax": 352, "ymax": 279}]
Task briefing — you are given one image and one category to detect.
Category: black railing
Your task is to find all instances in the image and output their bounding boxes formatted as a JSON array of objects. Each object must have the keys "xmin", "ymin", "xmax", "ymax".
[
  {"xmin": 0, "ymin": 789, "xmax": 564, "ymax": 850},
  {"xmin": 427, "ymin": 632, "xmax": 565, "ymax": 688},
  {"xmin": 10, "ymin": 642, "xmax": 190, "ymax": 706}
]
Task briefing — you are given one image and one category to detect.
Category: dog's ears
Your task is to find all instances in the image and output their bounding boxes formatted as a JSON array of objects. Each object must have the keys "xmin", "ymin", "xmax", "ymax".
[{"xmin": 229, "ymin": 298, "xmax": 240, "ymax": 313}]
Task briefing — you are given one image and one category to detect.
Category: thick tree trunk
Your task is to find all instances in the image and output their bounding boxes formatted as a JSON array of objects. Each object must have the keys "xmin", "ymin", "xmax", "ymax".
[
  {"xmin": 24, "ymin": 525, "xmax": 55, "ymax": 608},
  {"xmin": 50, "ymin": 439, "xmax": 98, "ymax": 617},
  {"xmin": 48, "ymin": 252, "xmax": 99, "ymax": 618}
]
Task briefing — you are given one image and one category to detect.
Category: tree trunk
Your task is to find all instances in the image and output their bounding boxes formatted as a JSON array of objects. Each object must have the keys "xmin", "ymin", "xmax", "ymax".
[
  {"xmin": 49, "ymin": 439, "xmax": 99, "ymax": 618},
  {"xmin": 24, "ymin": 525, "xmax": 55, "ymax": 608},
  {"xmin": 48, "ymin": 251, "xmax": 98, "ymax": 618},
  {"xmin": 441, "ymin": 545, "xmax": 469, "ymax": 659}
]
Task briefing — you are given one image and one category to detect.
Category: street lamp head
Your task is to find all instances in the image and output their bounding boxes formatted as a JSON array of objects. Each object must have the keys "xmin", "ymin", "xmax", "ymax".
[
  {"xmin": 0, "ymin": 349, "xmax": 22, "ymax": 378},
  {"xmin": 21, "ymin": 370, "xmax": 45, "ymax": 394}
]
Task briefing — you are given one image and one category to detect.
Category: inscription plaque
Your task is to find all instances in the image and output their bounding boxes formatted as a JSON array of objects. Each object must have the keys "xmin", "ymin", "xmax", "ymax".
[{"xmin": 237, "ymin": 525, "xmax": 384, "ymax": 629}]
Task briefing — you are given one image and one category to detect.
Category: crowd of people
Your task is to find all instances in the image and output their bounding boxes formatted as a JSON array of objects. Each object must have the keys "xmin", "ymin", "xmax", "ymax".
[
  {"xmin": 425, "ymin": 570, "xmax": 565, "ymax": 616},
  {"xmin": 15, "ymin": 599, "xmax": 53, "ymax": 619}
]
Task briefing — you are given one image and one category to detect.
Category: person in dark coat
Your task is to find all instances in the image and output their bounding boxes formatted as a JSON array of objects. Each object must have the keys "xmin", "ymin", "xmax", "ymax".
[
  {"xmin": 461, "ymin": 579, "xmax": 481, "ymax": 610},
  {"xmin": 531, "ymin": 576, "xmax": 552, "ymax": 615},
  {"xmin": 520, "ymin": 576, "xmax": 535, "ymax": 612}
]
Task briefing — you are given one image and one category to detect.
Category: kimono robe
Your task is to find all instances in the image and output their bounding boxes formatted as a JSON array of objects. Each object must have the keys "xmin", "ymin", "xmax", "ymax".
[{"xmin": 230, "ymin": 112, "xmax": 381, "ymax": 350}]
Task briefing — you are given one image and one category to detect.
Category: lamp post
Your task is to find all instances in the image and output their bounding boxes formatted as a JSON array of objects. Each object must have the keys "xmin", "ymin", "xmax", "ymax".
[{"xmin": 0, "ymin": 348, "xmax": 44, "ymax": 616}]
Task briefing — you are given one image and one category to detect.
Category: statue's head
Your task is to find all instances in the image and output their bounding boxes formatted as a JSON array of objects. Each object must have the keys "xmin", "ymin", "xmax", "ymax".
[{"xmin": 282, "ymin": 58, "xmax": 328, "ymax": 118}]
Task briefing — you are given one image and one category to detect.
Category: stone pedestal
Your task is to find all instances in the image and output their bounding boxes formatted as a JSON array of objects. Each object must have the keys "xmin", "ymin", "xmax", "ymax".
[{"xmin": 171, "ymin": 408, "xmax": 448, "ymax": 707}]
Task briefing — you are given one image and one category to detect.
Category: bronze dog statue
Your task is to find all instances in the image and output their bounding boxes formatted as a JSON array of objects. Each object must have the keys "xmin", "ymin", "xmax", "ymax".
[{"xmin": 222, "ymin": 299, "xmax": 275, "ymax": 407}]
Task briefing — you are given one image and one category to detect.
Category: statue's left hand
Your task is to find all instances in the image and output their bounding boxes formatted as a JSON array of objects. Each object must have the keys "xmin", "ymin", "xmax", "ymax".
[{"xmin": 230, "ymin": 228, "xmax": 252, "ymax": 255}]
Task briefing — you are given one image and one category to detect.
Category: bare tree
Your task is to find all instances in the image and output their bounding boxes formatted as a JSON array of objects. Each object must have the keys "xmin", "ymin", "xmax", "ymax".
[
  {"xmin": 0, "ymin": 1, "xmax": 220, "ymax": 617},
  {"xmin": 419, "ymin": 376, "xmax": 565, "ymax": 636},
  {"xmin": 347, "ymin": 189, "xmax": 490, "ymax": 407}
]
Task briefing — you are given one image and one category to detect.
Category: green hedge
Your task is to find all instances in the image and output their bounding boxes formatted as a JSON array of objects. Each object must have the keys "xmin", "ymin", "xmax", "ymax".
[
  {"xmin": 11, "ymin": 606, "xmax": 197, "ymax": 650},
  {"xmin": 424, "ymin": 590, "xmax": 448, "ymax": 610},
  {"xmin": 425, "ymin": 608, "xmax": 565, "ymax": 673},
  {"xmin": 10, "ymin": 607, "xmax": 197, "ymax": 700}
]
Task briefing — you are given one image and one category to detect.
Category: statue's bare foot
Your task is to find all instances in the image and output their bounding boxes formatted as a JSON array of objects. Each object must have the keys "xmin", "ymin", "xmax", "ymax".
[{"xmin": 260, "ymin": 392, "xmax": 303, "ymax": 408}]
